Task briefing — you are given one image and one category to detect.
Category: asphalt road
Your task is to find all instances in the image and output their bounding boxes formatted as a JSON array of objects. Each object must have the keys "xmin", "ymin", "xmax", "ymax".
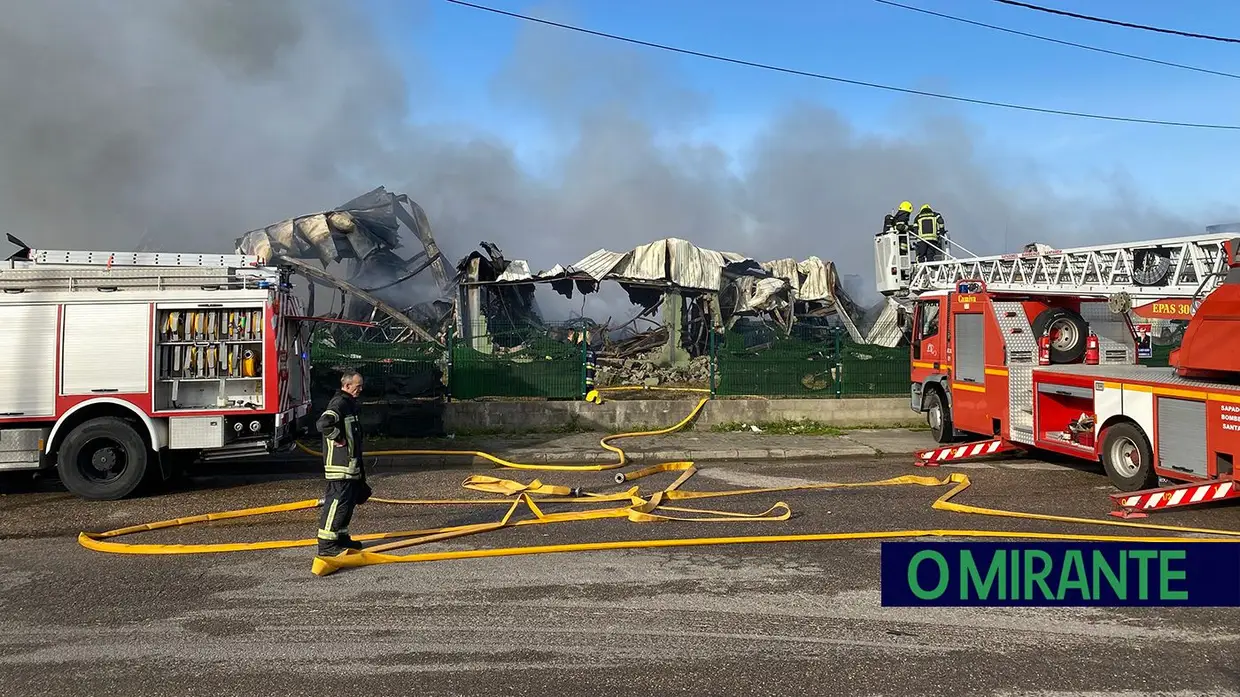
[{"xmin": 1, "ymin": 454, "xmax": 1239, "ymax": 697}]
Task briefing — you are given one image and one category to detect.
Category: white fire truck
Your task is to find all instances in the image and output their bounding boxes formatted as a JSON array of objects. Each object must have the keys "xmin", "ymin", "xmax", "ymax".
[
  {"xmin": 0, "ymin": 236, "xmax": 312, "ymax": 500},
  {"xmin": 874, "ymin": 225, "xmax": 1240, "ymax": 517}
]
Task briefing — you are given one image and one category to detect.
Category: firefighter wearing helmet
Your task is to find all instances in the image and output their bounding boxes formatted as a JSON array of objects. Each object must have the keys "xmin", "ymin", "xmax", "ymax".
[
  {"xmin": 914, "ymin": 203, "xmax": 948, "ymax": 263},
  {"xmin": 881, "ymin": 201, "xmax": 914, "ymax": 235}
]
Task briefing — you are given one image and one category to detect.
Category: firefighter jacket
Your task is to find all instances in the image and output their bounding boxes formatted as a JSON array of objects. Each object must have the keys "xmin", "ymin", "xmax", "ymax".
[
  {"xmin": 884, "ymin": 209, "xmax": 911, "ymax": 232},
  {"xmin": 317, "ymin": 390, "xmax": 365, "ymax": 481},
  {"xmin": 914, "ymin": 209, "xmax": 946, "ymax": 241}
]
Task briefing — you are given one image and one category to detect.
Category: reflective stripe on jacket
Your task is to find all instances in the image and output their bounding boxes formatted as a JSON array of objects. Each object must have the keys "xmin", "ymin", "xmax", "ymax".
[
  {"xmin": 317, "ymin": 391, "xmax": 364, "ymax": 481},
  {"xmin": 915, "ymin": 211, "xmax": 944, "ymax": 240}
]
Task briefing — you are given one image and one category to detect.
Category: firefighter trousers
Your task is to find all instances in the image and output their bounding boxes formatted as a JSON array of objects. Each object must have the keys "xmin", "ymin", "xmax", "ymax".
[
  {"xmin": 317, "ymin": 479, "xmax": 370, "ymax": 553},
  {"xmin": 915, "ymin": 239, "xmax": 941, "ymax": 263}
]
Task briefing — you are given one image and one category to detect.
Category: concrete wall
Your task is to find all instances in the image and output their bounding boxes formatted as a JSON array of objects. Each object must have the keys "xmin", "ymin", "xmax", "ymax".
[{"xmin": 443, "ymin": 397, "xmax": 919, "ymax": 433}]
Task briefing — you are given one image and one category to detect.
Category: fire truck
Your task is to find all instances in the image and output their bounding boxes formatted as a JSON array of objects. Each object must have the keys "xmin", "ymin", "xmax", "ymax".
[
  {"xmin": 874, "ymin": 226, "xmax": 1240, "ymax": 517},
  {"xmin": 0, "ymin": 236, "xmax": 312, "ymax": 500}
]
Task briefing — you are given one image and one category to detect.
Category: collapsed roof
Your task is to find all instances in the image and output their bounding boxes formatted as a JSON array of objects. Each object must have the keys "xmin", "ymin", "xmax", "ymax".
[
  {"xmin": 471, "ymin": 237, "xmax": 840, "ymax": 298},
  {"xmin": 236, "ymin": 187, "xmax": 449, "ymax": 282},
  {"xmin": 233, "ymin": 191, "xmax": 867, "ymax": 345},
  {"xmin": 470, "ymin": 237, "xmax": 753, "ymax": 291},
  {"xmin": 234, "ymin": 187, "xmax": 456, "ymax": 343},
  {"xmin": 461, "ymin": 236, "xmax": 863, "ymax": 340}
]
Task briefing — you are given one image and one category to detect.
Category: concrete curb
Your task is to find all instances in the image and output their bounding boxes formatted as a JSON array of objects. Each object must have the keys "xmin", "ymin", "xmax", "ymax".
[{"xmin": 266, "ymin": 442, "xmax": 896, "ymax": 465}]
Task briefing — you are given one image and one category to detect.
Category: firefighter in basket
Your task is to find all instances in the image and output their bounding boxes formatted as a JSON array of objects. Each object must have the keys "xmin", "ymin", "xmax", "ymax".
[
  {"xmin": 881, "ymin": 201, "xmax": 914, "ymax": 235},
  {"xmin": 913, "ymin": 204, "xmax": 948, "ymax": 263}
]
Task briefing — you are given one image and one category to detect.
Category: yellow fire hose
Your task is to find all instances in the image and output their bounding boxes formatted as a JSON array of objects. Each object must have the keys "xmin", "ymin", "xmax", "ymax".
[
  {"xmin": 291, "ymin": 390, "xmax": 710, "ymax": 472},
  {"xmin": 75, "ymin": 387, "xmax": 1240, "ymax": 577}
]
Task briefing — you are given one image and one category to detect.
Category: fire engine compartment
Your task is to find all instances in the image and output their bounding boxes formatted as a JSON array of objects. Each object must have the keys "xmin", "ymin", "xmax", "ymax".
[
  {"xmin": 1031, "ymin": 367, "xmax": 1100, "ymax": 453},
  {"xmin": 154, "ymin": 306, "xmax": 266, "ymax": 412},
  {"xmin": 1032, "ymin": 363, "xmax": 1240, "ymax": 480}
]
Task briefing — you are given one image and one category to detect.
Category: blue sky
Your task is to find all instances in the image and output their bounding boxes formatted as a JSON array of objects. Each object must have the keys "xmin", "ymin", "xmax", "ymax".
[{"xmin": 368, "ymin": 0, "xmax": 1240, "ymax": 218}]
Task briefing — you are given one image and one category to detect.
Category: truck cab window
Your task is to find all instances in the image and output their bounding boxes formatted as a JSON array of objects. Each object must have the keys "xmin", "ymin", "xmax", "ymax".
[{"xmin": 918, "ymin": 300, "xmax": 941, "ymax": 340}]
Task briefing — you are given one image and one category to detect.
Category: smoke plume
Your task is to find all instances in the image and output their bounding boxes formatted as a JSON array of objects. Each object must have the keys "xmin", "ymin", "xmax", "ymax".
[{"xmin": 0, "ymin": 0, "xmax": 1226, "ymax": 320}]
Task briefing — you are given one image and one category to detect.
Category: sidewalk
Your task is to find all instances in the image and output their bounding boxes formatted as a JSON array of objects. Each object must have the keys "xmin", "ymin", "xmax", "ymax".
[{"xmin": 329, "ymin": 428, "xmax": 937, "ymax": 464}]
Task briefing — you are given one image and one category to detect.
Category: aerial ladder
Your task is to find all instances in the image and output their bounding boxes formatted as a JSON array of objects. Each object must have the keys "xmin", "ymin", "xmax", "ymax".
[{"xmin": 868, "ymin": 224, "xmax": 1238, "ymax": 346}]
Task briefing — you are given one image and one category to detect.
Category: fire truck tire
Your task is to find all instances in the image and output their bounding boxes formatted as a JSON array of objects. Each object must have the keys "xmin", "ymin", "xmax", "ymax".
[
  {"xmin": 1100, "ymin": 421, "xmax": 1157, "ymax": 492},
  {"xmin": 925, "ymin": 388, "xmax": 954, "ymax": 444},
  {"xmin": 56, "ymin": 417, "xmax": 151, "ymax": 501},
  {"xmin": 1031, "ymin": 307, "xmax": 1088, "ymax": 364}
]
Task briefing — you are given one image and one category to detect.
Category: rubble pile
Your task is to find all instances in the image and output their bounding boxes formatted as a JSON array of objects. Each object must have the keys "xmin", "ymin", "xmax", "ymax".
[
  {"xmin": 603, "ymin": 326, "xmax": 668, "ymax": 357},
  {"xmin": 596, "ymin": 353, "xmax": 713, "ymax": 388}
]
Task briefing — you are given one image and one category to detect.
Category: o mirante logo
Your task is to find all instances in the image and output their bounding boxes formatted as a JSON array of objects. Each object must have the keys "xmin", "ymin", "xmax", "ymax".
[{"xmin": 880, "ymin": 542, "xmax": 1240, "ymax": 607}]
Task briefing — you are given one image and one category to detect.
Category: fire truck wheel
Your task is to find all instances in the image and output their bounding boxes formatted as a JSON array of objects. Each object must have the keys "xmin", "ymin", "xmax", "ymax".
[
  {"xmin": 925, "ymin": 388, "xmax": 954, "ymax": 444},
  {"xmin": 57, "ymin": 417, "xmax": 150, "ymax": 501},
  {"xmin": 1100, "ymin": 422, "xmax": 1157, "ymax": 492},
  {"xmin": 1031, "ymin": 307, "xmax": 1089, "ymax": 364}
]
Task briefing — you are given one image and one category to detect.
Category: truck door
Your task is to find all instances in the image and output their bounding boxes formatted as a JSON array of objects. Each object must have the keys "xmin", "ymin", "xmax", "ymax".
[
  {"xmin": 912, "ymin": 298, "xmax": 945, "ymax": 369},
  {"xmin": 949, "ymin": 306, "xmax": 989, "ymax": 436}
]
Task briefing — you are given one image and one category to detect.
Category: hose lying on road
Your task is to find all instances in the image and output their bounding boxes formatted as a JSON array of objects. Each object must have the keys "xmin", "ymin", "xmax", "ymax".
[
  {"xmin": 294, "ymin": 390, "xmax": 709, "ymax": 473},
  {"xmin": 75, "ymin": 387, "xmax": 1240, "ymax": 577}
]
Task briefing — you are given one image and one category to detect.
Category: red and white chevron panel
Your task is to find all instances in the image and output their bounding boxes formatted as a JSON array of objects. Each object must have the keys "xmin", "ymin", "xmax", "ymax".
[
  {"xmin": 1109, "ymin": 478, "xmax": 1237, "ymax": 518},
  {"xmin": 915, "ymin": 438, "xmax": 1020, "ymax": 467}
]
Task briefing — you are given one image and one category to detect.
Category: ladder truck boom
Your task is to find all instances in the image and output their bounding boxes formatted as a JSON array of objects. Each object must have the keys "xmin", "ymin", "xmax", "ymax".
[{"xmin": 877, "ymin": 229, "xmax": 1234, "ymax": 303}]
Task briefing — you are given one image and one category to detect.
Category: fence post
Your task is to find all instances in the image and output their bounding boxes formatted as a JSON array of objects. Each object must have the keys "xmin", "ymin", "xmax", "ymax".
[
  {"xmin": 709, "ymin": 323, "xmax": 717, "ymax": 398},
  {"xmin": 580, "ymin": 322, "xmax": 589, "ymax": 399},
  {"xmin": 834, "ymin": 327, "xmax": 843, "ymax": 399},
  {"xmin": 445, "ymin": 322, "xmax": 455, "ymax": 402}
]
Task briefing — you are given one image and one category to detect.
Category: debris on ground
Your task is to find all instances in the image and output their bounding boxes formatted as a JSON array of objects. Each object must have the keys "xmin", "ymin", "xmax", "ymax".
[{"xmin": 595, "ymin": 353, "xmax": 714, "ymax": 388}]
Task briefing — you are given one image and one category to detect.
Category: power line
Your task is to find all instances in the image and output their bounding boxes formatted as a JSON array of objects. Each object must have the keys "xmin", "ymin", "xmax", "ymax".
[
  {"xmin": 442, "ymin": 0, "xmax": 1240, "ymax": 131},
  {"xmin": 991, "ymin": 0, "xmax": 1240, "ymax": 45},
  {"xmin": 874, "ymin": 0, "xmax": 1240, "ymax": 80}
]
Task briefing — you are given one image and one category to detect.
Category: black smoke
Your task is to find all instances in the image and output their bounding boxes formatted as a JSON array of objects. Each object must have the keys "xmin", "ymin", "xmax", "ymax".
[{"xmin": 0, "ymin": 0, "xmax": 1229, "ymax": 321}]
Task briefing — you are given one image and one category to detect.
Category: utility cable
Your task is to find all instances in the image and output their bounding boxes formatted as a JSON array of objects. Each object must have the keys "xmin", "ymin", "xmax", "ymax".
[
  {"xmin": 442, "ymin": 0, "xmax": 1240, "ymax": 131},
  {"xmin": 874, "ymin": 0, "xmax": 1240, "ymax": 80},
  {"xmin": 991, "ymin": 0, "xmax": 1240, "ymax": 45}
]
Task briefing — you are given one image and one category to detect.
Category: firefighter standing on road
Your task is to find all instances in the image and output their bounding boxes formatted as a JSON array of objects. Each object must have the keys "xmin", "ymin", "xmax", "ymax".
[
  {"xmin": 315, "ymin": 369, "xmax": 372, "ymax": 557},
  {"xmin": 914, "ymin": 204, "xmax": 948, "ymax": 263}
]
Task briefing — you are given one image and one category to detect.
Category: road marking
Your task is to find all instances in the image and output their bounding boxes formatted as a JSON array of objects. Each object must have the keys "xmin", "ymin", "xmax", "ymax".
[
  {"xmin": 996, "ymin": 462, "xmax": 1075, "ymax": 471},
  {"xmin": 695, "ymin": 469, "xmax": 822, "ymax": 489},
  {"xmin": 999, "ymin": 692, "xmax": 1240, "ymax": 697}
]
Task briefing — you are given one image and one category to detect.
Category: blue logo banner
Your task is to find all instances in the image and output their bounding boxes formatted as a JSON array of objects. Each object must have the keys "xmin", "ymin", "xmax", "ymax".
[{"xmin": 880, "ymin": 542, "xmax": 1240, "ymax": 607}]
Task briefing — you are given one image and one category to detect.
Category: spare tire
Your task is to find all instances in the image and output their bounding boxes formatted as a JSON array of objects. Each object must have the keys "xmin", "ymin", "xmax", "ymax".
[{"xmin": 1031, "ymin": 307, "xmax": 1089, "ymax": 364}]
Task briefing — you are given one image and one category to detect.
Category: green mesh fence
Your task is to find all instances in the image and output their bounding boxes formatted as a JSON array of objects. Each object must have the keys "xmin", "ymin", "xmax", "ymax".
[
  {"xmin": 449, "ymin": 319, "xmax": 585, "ymax": 400},
  {"xmin": 308, "ymin": 338, "xmax": 449, "ymax": 438},
  {"xmin": 714, "ymin": 321, "xmax": 909, "ymax": 398},
  {"xmin": 310, "ymin": 338, "xmax": 446, "ymax": 396},
  {"xmin": 305, "ymin": 316, "xmax": 1185, "ymax": 403}
]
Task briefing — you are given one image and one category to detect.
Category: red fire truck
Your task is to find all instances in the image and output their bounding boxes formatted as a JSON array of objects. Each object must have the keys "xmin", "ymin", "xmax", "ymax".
[
  {"xmin": 875, "ymin": 228, "xmax": 1240, "ymax": 516},
  {"xmin": 0, "ymin": 237, "xmax": 312, "ymax": 500}
]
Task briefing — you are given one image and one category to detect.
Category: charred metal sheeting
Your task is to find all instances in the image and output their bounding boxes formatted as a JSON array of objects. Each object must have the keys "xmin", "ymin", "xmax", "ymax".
[
  {"xmin": 233, "ymin": 187, "xmax": 452, "ymax": 300},
  {"xmin": 280, "ymin": 256, "xmax": 439, "ymax": 344},
  {"xmin": 454, "ymin": 243, "xmax": 547, "ymax": 338},
  {"xmin": 864, "ymin": 297, "xmax": 909, "ymax": 348},
  {"xmin": 235, "ymin": 187, "xmax": 457, "ymax": 345},
  {"xmin": 492, "ymin": 238, "xmax": 756, "ymax": 293},
  {"xmin": 234, "ymin": 187, "xmax": 448, "ymax": 284}
]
